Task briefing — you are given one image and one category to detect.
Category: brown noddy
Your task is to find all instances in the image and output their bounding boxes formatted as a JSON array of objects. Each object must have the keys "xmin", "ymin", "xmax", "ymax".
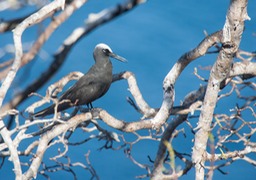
[{"xmin": 34, "ymin": 43, "xmax": 127, "ymax": 117}]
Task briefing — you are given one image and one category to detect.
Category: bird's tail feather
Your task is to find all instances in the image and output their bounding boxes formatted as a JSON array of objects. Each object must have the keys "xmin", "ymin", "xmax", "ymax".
[{"xmin": 33, "ymin": 102, "xmax": 71, "ymax": 118}]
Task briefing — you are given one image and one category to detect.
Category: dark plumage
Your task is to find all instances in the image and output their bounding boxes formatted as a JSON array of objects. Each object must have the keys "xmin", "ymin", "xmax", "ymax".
[{"xmin": 34, "ymin": 43, "xmax": 127, "ymax": 117}]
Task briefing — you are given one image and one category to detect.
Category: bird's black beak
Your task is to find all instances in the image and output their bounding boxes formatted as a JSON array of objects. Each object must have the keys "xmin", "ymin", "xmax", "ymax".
[{"xmin": 109, "ymin": 52, "xmax": 127, "ymax": 62}]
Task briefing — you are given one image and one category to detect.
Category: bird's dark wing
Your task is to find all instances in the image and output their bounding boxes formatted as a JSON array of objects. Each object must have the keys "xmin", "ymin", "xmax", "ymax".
[
  {"xmin": 59, "ymin": 69, "xmax": 110, "ymax": 106},
  {"xmin": 34, "ymin": 66, "xmax": 111, "ymax": 117}
]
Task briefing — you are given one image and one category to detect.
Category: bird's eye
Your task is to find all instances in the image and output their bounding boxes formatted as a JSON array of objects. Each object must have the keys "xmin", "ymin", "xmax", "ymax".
[{"xmin": 102, "ymin": 49, "xmax": 110, "ymax": 55}]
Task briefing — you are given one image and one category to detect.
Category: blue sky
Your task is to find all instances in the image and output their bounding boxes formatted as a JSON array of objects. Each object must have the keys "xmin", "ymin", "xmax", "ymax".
[{"xmin": 1, "ymin": 0, "xmax": 256, "ymax": 179}]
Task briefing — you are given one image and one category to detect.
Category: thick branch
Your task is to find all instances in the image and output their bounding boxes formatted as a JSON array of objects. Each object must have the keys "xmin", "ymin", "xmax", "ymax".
[
  {"xmin": 192, "ymin": 1, "xmax": 250, "ymax": 180},
  {"xmin": 230, "ymin": 62, "xmax": 256, "ymax": 77}
]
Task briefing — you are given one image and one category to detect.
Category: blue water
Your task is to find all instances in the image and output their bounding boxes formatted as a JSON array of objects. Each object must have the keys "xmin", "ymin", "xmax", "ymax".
[{"xmin": 1, "ymin": 0, "xmax": 256, "ymax": 179}]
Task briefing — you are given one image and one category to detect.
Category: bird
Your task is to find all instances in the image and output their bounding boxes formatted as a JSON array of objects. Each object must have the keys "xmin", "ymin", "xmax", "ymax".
[{"xmin": 33, "ymin": 43, "xmax": 127, "ymax": 117}]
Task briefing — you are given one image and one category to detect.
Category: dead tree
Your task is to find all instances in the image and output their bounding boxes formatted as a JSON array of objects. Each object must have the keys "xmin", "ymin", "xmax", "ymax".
[{"xmin": 0, "ymin": 0, "xmax": 255, "ymax": 179}]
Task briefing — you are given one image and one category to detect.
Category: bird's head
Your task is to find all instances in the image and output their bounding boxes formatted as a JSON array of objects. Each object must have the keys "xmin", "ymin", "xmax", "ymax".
[{"xmin": 93, "ymin": 43, "xmax": 127, "ymax": 63}]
